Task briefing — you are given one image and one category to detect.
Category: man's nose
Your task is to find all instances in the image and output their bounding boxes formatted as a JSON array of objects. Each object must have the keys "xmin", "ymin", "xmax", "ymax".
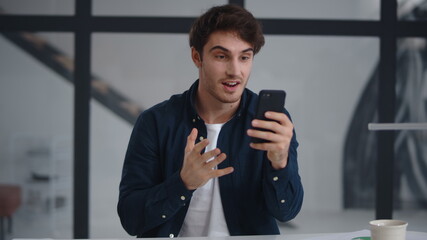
[{"xmin": 226, "ymin": 58, "xmax": 240, "ymax": 77}]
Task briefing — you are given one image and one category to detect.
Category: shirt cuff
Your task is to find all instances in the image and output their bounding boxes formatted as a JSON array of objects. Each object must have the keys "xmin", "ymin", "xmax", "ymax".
[{"xmin": 165, "ymin": 171, "xmax": 194, "ymax": 209}]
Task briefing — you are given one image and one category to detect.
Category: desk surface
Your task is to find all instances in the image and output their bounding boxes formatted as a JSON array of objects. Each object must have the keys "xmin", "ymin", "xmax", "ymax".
[
  {"xmin": 15, "ymin": 230, "xmax": 427, "ymax": 240},
  {"xmin": 161, "ymin": 230, "xmax": 426, "ymax": 240}
]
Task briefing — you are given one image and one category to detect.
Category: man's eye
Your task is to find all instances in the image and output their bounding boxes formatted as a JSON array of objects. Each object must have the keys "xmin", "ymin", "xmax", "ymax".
[
  {"xmin": 216, "ymin": 55, "xmax": 226, "ymax": 59},
  {"xmin": 241, "ymin": 56, "xmax": 251, "ymax": 61}
]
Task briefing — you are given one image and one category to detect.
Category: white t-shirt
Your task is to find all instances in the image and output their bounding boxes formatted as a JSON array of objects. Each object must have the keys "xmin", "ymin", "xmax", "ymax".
[{"xmin": 179, "ymin": 123, "xmax": 230, "ymax": 237}]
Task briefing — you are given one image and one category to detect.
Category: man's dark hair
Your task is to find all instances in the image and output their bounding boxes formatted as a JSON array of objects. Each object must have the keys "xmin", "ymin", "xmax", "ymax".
[{"xmin": 189, "ymin": 4, "xmax": 265, "ymax": 56}]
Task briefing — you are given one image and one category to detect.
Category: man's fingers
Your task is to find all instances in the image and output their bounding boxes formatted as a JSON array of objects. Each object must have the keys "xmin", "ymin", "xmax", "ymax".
[
  {"xmin": 185, "ymin": 128, "xmax": 198, "ymax": 152},
  {"xmin": 250, "ymin": 141, "xmax": 280, "ymax": 152},
  {"xmin": 193, "ymin": 138, "xmax": 210, "ymax": 154},
  {"xmin": 248, "ymin": 112, "xmax": 293, "ymax": 143},
  {"xmin": 265, "ymin": 111, "xmax": 288, "ymax": 125},
  {"xmin": 201, "ymin": 148, "xmax": 221, "ymax": 162},
  {"xmin": 211, "ymin": 166, "xmax": 234, "ymax": 178},
  {"xmin": 205, "ymin": 152, "xmax": 227, "ymax": 168},
  {"xmin": 185, "ymin": 128, "xmax": 212, "ymax": 154},
  {"xmin": 261, "ymin": 112, "xmax": 293, "ymax": 129},
  {"xmin": 251, "ymin": 119, "xmax": 282, "ymax": 133},
  {"xmin": 248, "ymin": 128, "xmax": 275, "ymax": 141}
]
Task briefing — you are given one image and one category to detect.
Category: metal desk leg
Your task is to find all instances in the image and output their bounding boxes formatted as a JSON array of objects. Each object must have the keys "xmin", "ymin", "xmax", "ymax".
[
  {"xmin": 0, "ymin": 216, "xmax": 5, "ymax": 240},
  {"xmin": 7, "ymin": 216, "xmax": 12, "ymax": 234}
]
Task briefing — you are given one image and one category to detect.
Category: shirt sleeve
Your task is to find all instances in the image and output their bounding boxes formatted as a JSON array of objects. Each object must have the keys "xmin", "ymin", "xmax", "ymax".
[
  {"xmin": 117, "ymin": 112, "xmax": 193, "ymax": 236},
  {"xmin": 262, "ymin": 126, "xmax": 304, "ymax": 222}
]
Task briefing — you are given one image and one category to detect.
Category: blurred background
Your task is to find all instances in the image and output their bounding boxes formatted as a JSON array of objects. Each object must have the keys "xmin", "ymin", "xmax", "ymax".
[{"xmin": 0, "ymin": 0, "xmax": 426, "ymax": 239}]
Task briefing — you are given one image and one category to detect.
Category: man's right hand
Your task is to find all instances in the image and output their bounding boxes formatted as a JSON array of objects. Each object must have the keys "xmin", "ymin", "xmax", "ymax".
[{"xmin": 180, "ymin": 128, "xmax": 234, "ymax": 190}]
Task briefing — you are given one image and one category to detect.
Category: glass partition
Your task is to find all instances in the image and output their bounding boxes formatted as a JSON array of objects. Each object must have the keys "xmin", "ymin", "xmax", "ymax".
[
  {"xmin": 250, "ymin": 36, "xmax": 379, "ymax": 233},
  {"xmin": 0, "ymin": 32, "xmax": 74, "ymax": 238},
  {"xmin": 90, "ymin": 33, "xmax": 195, "ymax": 238},
  {"xmin": 393, "ymin": 37, "xmax": 427, "ymax": 230},
  {"xmin": 398, "ymin": 0, "xmax": 427, "ymax": 21}
]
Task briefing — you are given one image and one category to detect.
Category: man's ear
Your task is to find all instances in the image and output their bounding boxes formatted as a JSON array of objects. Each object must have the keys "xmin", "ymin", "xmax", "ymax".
[{"xmin": 191, "ymin": 47, "xmax": 202, "ymax": 68}]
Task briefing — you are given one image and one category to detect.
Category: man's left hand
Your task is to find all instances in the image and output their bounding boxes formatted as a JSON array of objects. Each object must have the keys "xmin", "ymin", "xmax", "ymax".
[{"xmin": 247, "ymin": 111, "xmax": 293, "ymax": 170}]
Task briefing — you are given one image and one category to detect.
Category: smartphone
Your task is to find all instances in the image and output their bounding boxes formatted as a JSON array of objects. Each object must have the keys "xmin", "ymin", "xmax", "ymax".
[{"xmin": 252, "ymin": 90, "xmax": 286, "ymax": 143}]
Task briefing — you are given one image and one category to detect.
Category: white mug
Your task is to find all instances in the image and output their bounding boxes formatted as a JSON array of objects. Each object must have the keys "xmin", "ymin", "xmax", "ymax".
[{"xmin": 370, "ymin": 219, "xmax": 408, "ymax": 240}]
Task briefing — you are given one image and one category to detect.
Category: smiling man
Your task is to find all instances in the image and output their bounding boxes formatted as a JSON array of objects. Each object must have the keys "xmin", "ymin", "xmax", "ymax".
[{"xmin": 118, "ymin": 4, "xmax": 303, "ymax": 238}]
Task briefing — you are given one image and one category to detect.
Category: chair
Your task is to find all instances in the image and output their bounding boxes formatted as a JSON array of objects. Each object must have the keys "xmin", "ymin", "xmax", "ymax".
[{"xmin": 0, "ymin": 185, "xmax": 21, "ymax": 240}]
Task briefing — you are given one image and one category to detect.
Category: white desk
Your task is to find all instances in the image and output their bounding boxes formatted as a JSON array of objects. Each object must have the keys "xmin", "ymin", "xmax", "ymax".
[{"xmin": 14, "ymin": 231, "xmax": 427, "ymax": 240}]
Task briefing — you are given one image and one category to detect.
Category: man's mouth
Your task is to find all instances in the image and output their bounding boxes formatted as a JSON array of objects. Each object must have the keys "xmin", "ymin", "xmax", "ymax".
[{"xmin": 222, "ymin": 81, "xmax": 240, "ymax": 88}]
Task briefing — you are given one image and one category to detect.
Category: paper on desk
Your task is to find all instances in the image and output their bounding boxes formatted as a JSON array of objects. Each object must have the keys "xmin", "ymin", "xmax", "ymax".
[{"xmin": 301, "ymin": 230, "xmax": 427, "ymax": 240}]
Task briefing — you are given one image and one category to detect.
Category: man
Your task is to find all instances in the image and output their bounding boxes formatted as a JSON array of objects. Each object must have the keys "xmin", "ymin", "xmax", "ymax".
[{"xmin": 118, "ymin": 4, "xmax": 303, "ymax": 238}]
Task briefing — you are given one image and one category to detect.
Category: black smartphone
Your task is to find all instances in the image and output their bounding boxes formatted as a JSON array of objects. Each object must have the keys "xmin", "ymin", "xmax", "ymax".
[{"xmin": 252, "ymin": 90, "xmax": 286, "ymax": 143}]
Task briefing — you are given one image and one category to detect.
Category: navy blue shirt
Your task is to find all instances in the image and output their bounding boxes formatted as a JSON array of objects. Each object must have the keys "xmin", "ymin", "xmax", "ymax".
[{"xmin": 118, "ymin": 80, "xmax": 303, "ymax": 238}]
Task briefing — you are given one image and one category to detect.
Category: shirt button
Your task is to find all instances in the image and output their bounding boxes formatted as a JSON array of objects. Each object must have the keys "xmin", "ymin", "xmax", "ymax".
[
  {"xmin": 281, "ymin": 199, "xmax": 286, "ymax": 203},
  {"xmin": 199, "ymin": 136, "xmax": 204, "ymax": 141},
  {"xmin": 161, "ymin": 214, "xmax": 166, "ymax": 219},
  {"xmin": 273, "ymin": 176, "xmax": 279, "ymax": 181},
  {"xmin": 180, "ymin": 196, "xmax": 186, "ymax": 201},
  {"xmin": 192, "ymin": 119, "xmax": 196, "ymax": 123},
  {"xmin": 169, "ymin": 233, "xmax": 174, "ymax": 238}
]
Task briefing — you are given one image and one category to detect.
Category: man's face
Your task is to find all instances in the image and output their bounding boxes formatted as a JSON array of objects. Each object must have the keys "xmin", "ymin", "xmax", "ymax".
[{"xmin": 192, "ymin": 31, "xmax": 254, "ymax": 106}]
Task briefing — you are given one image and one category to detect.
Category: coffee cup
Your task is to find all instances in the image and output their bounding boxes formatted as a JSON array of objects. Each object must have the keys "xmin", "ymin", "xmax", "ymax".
[{"xmin": 370, "ymin": 219, "xmax": 408, "ymax": 240}]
